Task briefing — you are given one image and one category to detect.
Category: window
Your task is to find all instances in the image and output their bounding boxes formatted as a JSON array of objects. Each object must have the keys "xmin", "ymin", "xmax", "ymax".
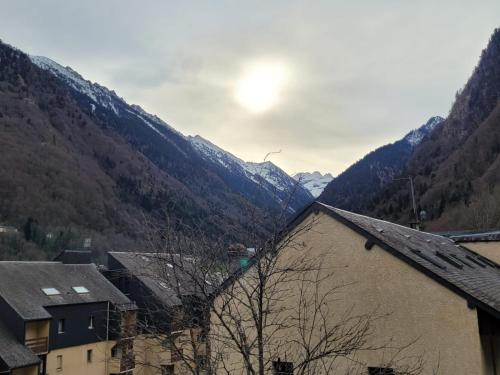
[
  {"xmin": 87, "ymin": 349, "xmax": 93, "ymax": 363},
  {"xmin": 272, "ymin": 359, "xmax": 293, "ymax": 374},
  {"xmin": 88, "ymin": 315, "xmax": 94, "ymax": 329},
  {"xmin": 161, "ymin": 365, "xmax": 175, "ymax": 375},
  {"xmin": 111, "ymin": 345, "xmax": 122, "ymax": 359},
  {"xmin": 72, "ymin": 286, "xmax": 89, "ymax": 294},
  {"xmin": 42, "ymin": 287, "xmax": 60, "ymax": 296},
  {"xmin": 58, "ymin": 319, "xmax": 65, "ymax": 334},
  {"xmin": 368, "ymin": 368, "xmax": 395, "ymax": 375},
  {"xmin": 56, "ymin": 355, "xmax": 63, "ymax": 371}
]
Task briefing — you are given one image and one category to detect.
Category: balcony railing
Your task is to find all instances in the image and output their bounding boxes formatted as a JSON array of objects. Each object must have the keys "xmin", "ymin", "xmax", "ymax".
[{"xmin": 25, "ymin": 337, "xmax": 48, "ymax": 354}]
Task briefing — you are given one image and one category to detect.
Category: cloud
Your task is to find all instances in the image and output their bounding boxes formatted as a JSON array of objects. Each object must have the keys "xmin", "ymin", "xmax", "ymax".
[{"xmin": 1, "ymin": 0, "xmax": 499, "ymax": 174}]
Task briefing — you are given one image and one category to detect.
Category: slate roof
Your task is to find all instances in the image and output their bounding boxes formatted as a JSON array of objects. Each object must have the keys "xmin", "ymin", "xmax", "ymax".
[
  {"xmin": 444, "ymin": 230, "xmax": 500, "ymax": 243},
  {"xmin": 311, "ymin": 202, "xmax": 500, "ymax": 318},
  {"xmin": 53, "ymin": 249, "xmax": 92, "ymax": 264},
  {"xmin": 0, "ymin": 320, "xmax": 39, "ymax": 370},
  {"xmin": 0, "ymin": 262, "xmax": 135, "ymax": 321},
  {"xmin": 108, "ymin": 252, "xmax": 218, "ymax": 307}
]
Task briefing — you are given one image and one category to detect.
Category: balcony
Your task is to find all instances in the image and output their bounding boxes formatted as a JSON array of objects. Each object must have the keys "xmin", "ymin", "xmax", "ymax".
[{"xmin": 25, "ymin": 336, "xmax": 48, "ymax": 354}]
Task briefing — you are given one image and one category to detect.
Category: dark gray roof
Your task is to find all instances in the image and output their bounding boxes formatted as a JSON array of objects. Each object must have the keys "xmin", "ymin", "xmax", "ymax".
[
  {"xmin": 109, "ymin": 252, "xmax": 217, "ymax": 307},
  {"xmin": 53, "ymin": 250, "xmax": 92, "ymax": 264},
  {"xmin": 0, "ymin": 262, "xmax": 135, "ymax": 320},
  {"xmin": 311, "ymin": 203, "xmax": 500, "ymax": 317},
  {"xmin": 443, "ymin": 230, "xmax": 500, "ymax": 243},
  {"xmin": 0, "ymin": 320, "xmax": 39, "ymax": 370}
]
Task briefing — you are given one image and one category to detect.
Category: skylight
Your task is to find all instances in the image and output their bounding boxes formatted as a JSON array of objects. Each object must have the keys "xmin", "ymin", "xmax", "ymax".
[
  {"xmin": 42, "ymin": 287, "xmax": 61, "ymax": 296},
  {"xmin": 72, "ymin": 286, "xmax": 89, "ymax": 294}
]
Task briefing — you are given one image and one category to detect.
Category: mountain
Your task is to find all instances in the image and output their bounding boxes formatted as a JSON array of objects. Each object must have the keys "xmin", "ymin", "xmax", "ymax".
[
  {"xmin": 0, "ymin": 40, "xmax": 308, "ymax": 259},
  {"xmin": 319, "ymin": 116, "xmax": 444, "ymax": 212},
  {"xmin": 293, "ymin": 171, "xmax": 334, "ymax": 198},
  {"xmin": 368, "ymin": 28, "xmax": 500, "ymax": 231},
  {"xmin": 188, "ymin": 136, "xmax": 313, "ymax": 212}
]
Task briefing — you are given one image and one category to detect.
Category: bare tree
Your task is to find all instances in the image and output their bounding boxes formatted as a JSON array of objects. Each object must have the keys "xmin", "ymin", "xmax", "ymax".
[{"xmin": 116, "ymin": 175, "xmax": 430, "ymax": 375}]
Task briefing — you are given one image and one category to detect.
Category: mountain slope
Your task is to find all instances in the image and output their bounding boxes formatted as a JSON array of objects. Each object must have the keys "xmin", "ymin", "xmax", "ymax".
[
  {"xmin": 188, "ymin": 135, "xmax": 313, "ymax": 212},
  {"xmin": 319, "ymin": 116, "xmax": 443, "ymax": 212},
  {"xmin": 293, "ymin": 171, "xmax": 334, "ymax": 198},
  {"xmin": 369, "ymin": 28, "xmax": 500, "ymax": 230},
  {"xmin": 0, "ymin": 41, "xmax": 305, "ymax": 258}
]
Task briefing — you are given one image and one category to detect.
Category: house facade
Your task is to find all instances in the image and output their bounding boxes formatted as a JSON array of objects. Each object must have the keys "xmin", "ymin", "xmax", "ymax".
[
  {"xmin": 0, "ymin": 262, "xmax": 136, "ymax": 375},
  {"xmin": 106, "ymin": 252, "xmax": 208, "ymax": 375},
  {"xmin": 211, "ymin": 202, "xmax": 500, "ymax": 374}
]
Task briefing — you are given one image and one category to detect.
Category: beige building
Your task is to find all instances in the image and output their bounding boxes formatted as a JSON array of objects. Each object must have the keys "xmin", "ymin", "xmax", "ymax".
[{"xmin": 211, "ymin": 202, "xmax": 500, "ymax": 375}]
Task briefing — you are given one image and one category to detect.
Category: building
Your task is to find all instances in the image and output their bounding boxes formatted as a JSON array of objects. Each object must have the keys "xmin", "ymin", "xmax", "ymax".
[
  {"xmin": 0, "ymin": 261, "xmax": 137, "ymax": 375},
  {"xmin": 106, "ymin": 252, "xmax": 209, "ymax": 375},
  {"xmin": 211, "ymin": 202, "xmax": 500, "ymax": 374}
]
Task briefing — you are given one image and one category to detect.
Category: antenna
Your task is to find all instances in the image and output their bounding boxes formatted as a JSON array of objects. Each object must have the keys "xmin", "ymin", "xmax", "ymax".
[{"xmin": 394, "ymin": 176, "xmax": 419, "ymax": 229}]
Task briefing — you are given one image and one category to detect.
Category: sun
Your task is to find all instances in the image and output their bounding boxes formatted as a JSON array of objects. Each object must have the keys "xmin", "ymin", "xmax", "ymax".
[{"xmin": 235, "ymin": 61, "xmax": 288, "ymax": 113}]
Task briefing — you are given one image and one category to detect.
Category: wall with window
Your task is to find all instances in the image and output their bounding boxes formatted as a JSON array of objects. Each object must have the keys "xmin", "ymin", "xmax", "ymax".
[
  {"xmin": 45, "ymin": 340, "xmax": 115, "ymax": 375},
  {"xmin": 45, "ymin": 302, "xmax": 109, "ymax": 350}
]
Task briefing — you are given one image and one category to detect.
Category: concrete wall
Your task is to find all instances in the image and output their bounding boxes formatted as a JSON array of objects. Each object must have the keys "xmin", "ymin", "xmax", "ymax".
[
  {"xmin": 45, "ymin": 340, "xmax": 115, "ymax": 375},
  {"xmin": 133, "ymin": 329, "xmax": 204, "ymax": 375},
  {"xmin": 461, "ymin": 241, "xmax": 500, "ymax": 264},
  {"xmin": 212, "ymin": 211, "xmax": 488, "ymax": 374}
]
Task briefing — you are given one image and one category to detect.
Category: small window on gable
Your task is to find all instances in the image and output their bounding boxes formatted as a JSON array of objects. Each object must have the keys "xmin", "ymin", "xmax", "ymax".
[
  {"xmin": 42, "ymin": 287, "xmax": 60, "ymax": 296},
  {"xmin": 368, "ymin": 367, "xmax": 395, "ymax": 375},
  {"xmin": 272, "ymin": 359, "xmax": 294, "ymax": 374},
  {"xmin": 72, "ymin": 286, "xmax": 89, "ymax": 294},
  {"xmin": 87, "ymin": 349, "xmax": 93, "ymax": 363},
  {"xmin": 111, "ymin": 345, "xmax": 122, "ymax": 358}
]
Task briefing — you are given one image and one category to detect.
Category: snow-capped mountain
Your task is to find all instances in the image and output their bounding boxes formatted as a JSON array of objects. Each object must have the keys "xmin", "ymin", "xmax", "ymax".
[
  {"xmin": 30, "ymin": 54, "xmax": 312, "ymax": 215},
  {"xmin": 189, "ymin": 135, "xmax": 313, "ymax": 211},
  {"xmin": 30, "ymin": 56, "xmax": 182, "ymax": 140},
  {"xmin": 293, "ymin": 171, "xmax": 334, "ymax": 198},
  {"xmin": 319, "ymin": 116, "xmax": 443, "ymax": 212},
  {"xmin": 403, "ymin": 116, "xmax": 444, "ymax": 146}
]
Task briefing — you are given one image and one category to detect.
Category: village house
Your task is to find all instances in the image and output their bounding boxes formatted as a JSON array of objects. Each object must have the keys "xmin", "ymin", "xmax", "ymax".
[
  {"xmin": 0, "ymin": 261, "xmax": 137, "ymax": 375},
  {"xmin": 211, "ymin": 202, "xmax": 500, "ymax": 375},
  {"xmin": 106, "ymin": 252, "xmax": 208, "ymax": 375}
]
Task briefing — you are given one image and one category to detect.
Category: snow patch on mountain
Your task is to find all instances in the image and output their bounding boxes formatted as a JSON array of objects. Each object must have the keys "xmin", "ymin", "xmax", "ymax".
[
  {"xmin": 404, "ymin": 116, "xmax": 444, "ymax": 146},
  {"xmin": 189, "ymin": 135, "xmax": 313, "ymax": 203},
  {"xmin": 30, "ymin": 55, "xmax": 181, "ymax": 137},
  {"xmin": 293, "ymin": 171, "xmax": 334, "ymax": 197}
]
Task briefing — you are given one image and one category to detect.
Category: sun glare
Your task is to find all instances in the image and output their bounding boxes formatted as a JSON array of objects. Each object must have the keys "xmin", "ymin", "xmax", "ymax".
[{"xmin": 235, "ymin": 61, "xmax": 288, "ymax": 113}]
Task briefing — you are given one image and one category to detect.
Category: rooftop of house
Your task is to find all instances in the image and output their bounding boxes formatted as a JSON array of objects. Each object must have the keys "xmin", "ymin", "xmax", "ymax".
[
  {"xmin": 0, "ymin": 262, "xmax": 135, "ymax": 321},
  {"xmin": 306, "ymin": 202, "xmax": 500, "ymax": 318},
  {"xmin": 439, "ymin": 230, "xmax": 500, "ymax": 243},
  {"xmin": 108, "ymin": 252, "xmax": 220, "ymax": 307},
  {"xmin": 0, "ymin": 320, "xmax": 39, "ymax": 370},
  {"xmin": 53, "ymin": 249, "xmax": 92, "ymax": 264}
]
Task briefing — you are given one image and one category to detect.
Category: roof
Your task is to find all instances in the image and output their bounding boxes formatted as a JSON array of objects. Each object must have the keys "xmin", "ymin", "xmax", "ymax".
[
  {"xmin": 0, "ymin": 262, "xmax": 135, "ymax": 321},
  {"xmin": 306, "ymin": 202, "xmax": 500, "ymax": 318},
  {"xmin": 441, "ymin": 230, "xmax": 500, "ymax": 243},
  {"xmin": 108, "ymin": 252, "xmax": 218, "ymax": 307},
  {"xmin": 53, "ymin": 250, "xmax": 92, "ymax": 264},
  {"xmin": 0, "ymin": 320, "xmax": 39, "ymax": 370}
]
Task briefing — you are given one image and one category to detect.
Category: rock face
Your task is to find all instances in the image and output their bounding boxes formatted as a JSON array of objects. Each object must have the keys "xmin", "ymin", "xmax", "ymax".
[
  {"xmin": 0, "ymin": 40, "xmax": 311, "ymax": 259},
  {"xmin": 319, "ymin": 116, "xmax": 443, "ymax": 212}
]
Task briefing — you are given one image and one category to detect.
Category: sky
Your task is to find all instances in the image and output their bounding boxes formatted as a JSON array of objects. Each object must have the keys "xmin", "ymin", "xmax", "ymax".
[{"xmin": 1, "ymin": 1, "xmax": 499, "ymax": 176}]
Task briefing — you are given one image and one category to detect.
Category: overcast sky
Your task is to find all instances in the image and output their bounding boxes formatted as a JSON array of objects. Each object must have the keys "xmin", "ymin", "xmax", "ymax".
[{"xmin": 1, "ymin": 1, "xmax": 499, "ymax": 175}]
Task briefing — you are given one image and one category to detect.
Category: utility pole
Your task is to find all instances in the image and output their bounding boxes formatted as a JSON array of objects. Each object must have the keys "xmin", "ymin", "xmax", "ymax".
[{"xmin": 394, "ymin": 176, "xmax": 419, "ymax": 229}]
